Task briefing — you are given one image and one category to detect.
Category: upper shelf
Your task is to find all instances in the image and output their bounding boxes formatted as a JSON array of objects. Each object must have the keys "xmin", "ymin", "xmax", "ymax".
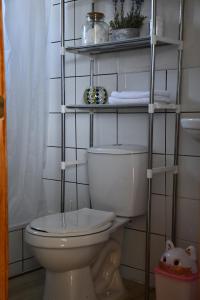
[{"xmin": 65, "ymin": 36, "xmax": 182, "ymax": 56}]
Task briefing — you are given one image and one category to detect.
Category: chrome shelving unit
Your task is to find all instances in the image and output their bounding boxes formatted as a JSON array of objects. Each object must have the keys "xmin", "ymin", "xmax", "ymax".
[{"xmin": 60, "ymin": 1, "xmax": 185, "ymax": 299}]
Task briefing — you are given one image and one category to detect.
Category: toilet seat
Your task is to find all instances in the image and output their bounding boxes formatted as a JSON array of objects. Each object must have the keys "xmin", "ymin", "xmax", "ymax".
[
  {"xmin": 29, "ymin": 208, "xmax": 115, "ymax": 237},
  {"xmin": 25, "ymin": 210, "xmax": 129, "ymax": 249}
]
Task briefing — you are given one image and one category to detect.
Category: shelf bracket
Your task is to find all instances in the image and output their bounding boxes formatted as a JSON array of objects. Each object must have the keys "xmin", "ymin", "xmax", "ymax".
[
  {"xmin": 61, "ymin": 105, "xmax": 66, "ymax": 114},
  {"xmin": 148, "ymin": 104, "xmax": 155, "ymax": 114},
  {"xmin": 178, "ymin": 40, "xmax": 184, "ymax": 51},
  {"xmin": 147, "ymin": 169, "xmax": 153, "ymax": 179},
  {"xmin": 61, "ymin": 161, "xmax": 66, "ymax": 170},
  {"xmin": 61, "ymin": 160, "xmax": 86, "ymax": 170},
  {"xmin": 176, "ymin": 104, "xmax": 181, "ymax": 114},
  {"xmin": 148, "ymin": 103, "xmax": 180, "ymax": 113},
  {"xmin": 151, "ymin": 34, "xmax": 157, "ymax": 45},
  {"xmin": 147, "ymin": 165, "xmax": 178, "ymax": 179},
  {"xmin": 155, "ymin": 35, "xmax": 183, "ymax": 48},
  {"xmin": 60, "ymin": 46, "xmax": 65, "ymax": 56},
  {"xmin": 89, "ymin": 110, "xmax": 94, "ymax": 115}
]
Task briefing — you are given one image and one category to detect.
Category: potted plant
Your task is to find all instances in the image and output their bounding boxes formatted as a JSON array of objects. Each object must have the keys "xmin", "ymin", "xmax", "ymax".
[{"xmin": 110, "ymin": 0, "xmax": 146, "ymax": 41}]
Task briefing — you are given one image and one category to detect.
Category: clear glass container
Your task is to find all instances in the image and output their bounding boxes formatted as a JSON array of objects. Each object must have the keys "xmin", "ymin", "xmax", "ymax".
[{"xmin": 81, "ymin": 12, "xmax": 109, "ymax": 45}]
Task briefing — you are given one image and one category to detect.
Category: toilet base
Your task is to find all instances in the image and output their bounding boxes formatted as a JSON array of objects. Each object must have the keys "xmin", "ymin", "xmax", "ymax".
[
  {"xmin": 97, "ymin": 271, "xmax": 128, "ymax": 300},
  {"xmin": 44, "ymin": 267, "xmax": 97, "ymax": 300}
]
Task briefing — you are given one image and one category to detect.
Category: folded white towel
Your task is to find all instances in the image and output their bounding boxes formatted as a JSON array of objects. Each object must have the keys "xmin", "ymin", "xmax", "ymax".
[
  {"xmin": 111, "ymin": 90, "xmax": 170, "ymax": 99},
  {"xmin": 109, "ymin": 96, "xmax": 171, "ymax": 105}
]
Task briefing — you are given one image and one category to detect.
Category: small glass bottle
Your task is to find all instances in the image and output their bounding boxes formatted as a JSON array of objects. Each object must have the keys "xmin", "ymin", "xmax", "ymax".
[{"xmin": 81, "ymin": 12, "xmax": 109, "ymax": 45}]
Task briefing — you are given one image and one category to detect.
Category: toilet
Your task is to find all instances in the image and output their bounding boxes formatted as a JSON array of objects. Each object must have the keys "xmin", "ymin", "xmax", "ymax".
[{"xmin": 25, "ymin": 144, "xmax": 147, "ymax": 300}]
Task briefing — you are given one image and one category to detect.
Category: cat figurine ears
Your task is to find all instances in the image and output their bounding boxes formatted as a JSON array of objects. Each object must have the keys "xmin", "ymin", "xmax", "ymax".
[{"xmin": 166, "ymin": 240, "xmax": 197, "ymax": 261}]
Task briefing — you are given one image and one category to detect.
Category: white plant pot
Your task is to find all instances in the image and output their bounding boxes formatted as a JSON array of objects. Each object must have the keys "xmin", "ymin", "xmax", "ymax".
[{"xmin": 111, "ymin": 28, "xmax": 140, "ymax": 41}]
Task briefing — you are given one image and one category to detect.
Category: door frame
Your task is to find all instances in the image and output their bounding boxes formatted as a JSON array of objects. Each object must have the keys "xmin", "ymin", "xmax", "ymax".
[{"xmin": 0, "ymin": 0, "xmax": 8, "ymax": 298}]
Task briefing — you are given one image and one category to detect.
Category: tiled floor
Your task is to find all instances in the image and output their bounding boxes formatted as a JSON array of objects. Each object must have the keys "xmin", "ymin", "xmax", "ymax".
[
  {"xmin": 124, "ymin": 281, "xmax": 155, "ymax": 300},
  {"xmin": 9, "ymin": 270, "xmax": 44, "ymax": 300},
  {"xmin": 9, "ymin": 270, "xmax": 155, "ymax": 300}
]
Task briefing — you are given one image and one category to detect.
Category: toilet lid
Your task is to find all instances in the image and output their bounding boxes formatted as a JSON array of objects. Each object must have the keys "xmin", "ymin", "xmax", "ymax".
[{"xmin": 30, "ymin": 208, "xmax": 115, "ymax": 237}]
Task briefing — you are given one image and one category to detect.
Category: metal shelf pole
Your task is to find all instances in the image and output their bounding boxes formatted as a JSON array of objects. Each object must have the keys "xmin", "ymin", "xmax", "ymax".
[
  {"xmin": 60, "ymin": 0, "xmax": 66, "ymax": 213},
  {"xmin": 171, "ymin": 0, "xmax": 185, "ymax": 244},
  {"xmin": 89, "ymin": 112, "xmax": 94, "ymax": 148},
  {"xmin": 145, "ymin": 0, "xmax": 156, "ymax": 299},
  {"xmin": 89, "ymin": 58, "xmax": 94, "ymax": 148}
]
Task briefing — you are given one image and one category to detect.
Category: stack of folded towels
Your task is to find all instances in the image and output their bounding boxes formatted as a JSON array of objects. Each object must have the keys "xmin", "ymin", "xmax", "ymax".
[{"xmin": 109, "ymin": 90, "xmax": 171, "ymax": 105}]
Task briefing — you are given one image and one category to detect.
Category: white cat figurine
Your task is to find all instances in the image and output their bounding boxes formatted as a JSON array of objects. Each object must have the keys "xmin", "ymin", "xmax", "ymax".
[{"xmin": 159, "ymin": 240, "xmax": 198, "ymax": 275}]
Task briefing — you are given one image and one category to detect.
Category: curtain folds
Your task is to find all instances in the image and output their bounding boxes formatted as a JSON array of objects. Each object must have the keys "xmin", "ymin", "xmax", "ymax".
[{"xmin": 3, "ymin": 0, "xmax": 50, "ymax": 227}]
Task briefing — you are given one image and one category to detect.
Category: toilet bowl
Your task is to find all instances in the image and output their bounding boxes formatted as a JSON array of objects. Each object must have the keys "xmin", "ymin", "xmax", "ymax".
[
  {"xmin": 26, "ymin": 144, "xmax": 147, "ymax": 300},
  {"xmin": 25, "ymin": 208, "xmax": 128, "ymax": 300}
]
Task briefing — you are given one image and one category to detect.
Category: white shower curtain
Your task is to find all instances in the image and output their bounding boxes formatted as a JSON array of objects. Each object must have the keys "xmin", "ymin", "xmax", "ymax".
[{"xmin": 3, "ymin": 0, "xmax": 50, "ymax": 227}]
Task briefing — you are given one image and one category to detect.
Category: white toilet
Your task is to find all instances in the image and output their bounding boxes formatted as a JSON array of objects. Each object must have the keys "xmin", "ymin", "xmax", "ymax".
[{"xmin": 25, "ymin": 144, "xmax": 147, "ymax": 300}]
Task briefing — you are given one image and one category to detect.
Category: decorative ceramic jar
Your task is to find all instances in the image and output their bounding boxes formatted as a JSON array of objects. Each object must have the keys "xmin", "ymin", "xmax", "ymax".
[
  {"xmin": 81, "ymin": 12, "xmax": 109, "ymax": 45},
  {"xmin": 84, "ymin": 87, "xmax": 108, "ymax": 104}
]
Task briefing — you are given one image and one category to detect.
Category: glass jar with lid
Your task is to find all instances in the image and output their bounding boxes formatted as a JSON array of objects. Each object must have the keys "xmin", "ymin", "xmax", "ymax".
[{"xmin": 81, "ymin": 12, "xmax": 109, "ymax": 45}]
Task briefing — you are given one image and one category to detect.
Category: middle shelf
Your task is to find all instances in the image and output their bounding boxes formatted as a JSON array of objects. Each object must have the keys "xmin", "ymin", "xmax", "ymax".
[{"xmin": 65, "ymin": 103, "xmax": 179, "ymax": 113}]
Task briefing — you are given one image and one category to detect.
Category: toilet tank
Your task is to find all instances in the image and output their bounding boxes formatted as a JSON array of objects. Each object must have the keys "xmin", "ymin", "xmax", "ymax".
[{"xmin": 87, "ymin": 145, "xmax": 148, "ymax": 218}]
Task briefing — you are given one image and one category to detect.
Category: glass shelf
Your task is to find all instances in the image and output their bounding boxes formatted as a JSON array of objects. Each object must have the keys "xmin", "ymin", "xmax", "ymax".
[
  {"xmin": 66, "ymin": 103, "xmax": 178, "ymax": 112},
  {"xmin": 65, "ymin": 36, "xmax": 181, "ymax": 56}
]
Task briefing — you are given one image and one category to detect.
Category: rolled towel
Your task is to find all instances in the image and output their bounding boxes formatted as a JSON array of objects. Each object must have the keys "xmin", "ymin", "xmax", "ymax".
[
  {"xmin": 111, "ymin": 90, "xmax": 170, "ymax": 99},
  {"xmin": 108, "ymin": 96, "xmax": 171, "ymax": 105}
]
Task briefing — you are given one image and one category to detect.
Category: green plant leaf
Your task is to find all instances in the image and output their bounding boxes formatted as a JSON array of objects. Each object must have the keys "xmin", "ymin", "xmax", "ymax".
[{"xmin": 110, "ymin": 0, "xmax": 146, "ymax": 30}]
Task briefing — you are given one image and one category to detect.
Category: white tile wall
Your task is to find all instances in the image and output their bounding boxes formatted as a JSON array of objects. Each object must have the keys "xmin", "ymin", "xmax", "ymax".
[
  {"xmin": 9, "ymin": 262, "xmax": 23, "ymax": 278},
  {"xmin": 122, "ymin": 230, "xmax": 146, "ymax": 271},
  {"xmin": 9, "ymin": 0, "xmax": 200, "ymax": 283},
  {"xmin": 76, "ymin": 54, "xmax": 91, "ymax": 77},
  {"xmin": 166, "ymin": 113, "xmax": 176, "ymax": 154},
  {"xmin": 48, "ymin": 78, "xmax": 76, "ymax": 113},
  {"xmin": 43, "ymin": 179, "xmax": 61, "ymax": 213},
  {"xmin": 77, "ymin": 149, "xmax": 88, "ymax": 184},
  {"xmin": 77, "ymin": 184, "xmax": 90, "ymax": 209},
  {"xmin": 122, "ymin": 230, "xmax": 165, "ymax": 273},
  {"xmin": 126, "ymin": 194, "xmax": 172, "ymax": 236},
  {"xmin": 43, "ymin": 147, "xmax": 76, "ymax": 181},
  {"xmin": 94, "ymin": 113, "xmax": 117, "ymax": 146},
  {"xmin": 9, "ymin": 228, "xmax": 40, "ymax": 278},
  {"xmin": 119, "ymin": 70, "xmax": 166, "ymax": 92},
  {"xmin": 183, "ymin": 0, "xmax": 200, "ymax": 68},
  {"xmin": 118, "ymin": 114, "xmax": 148, "ymax": 146},
  {"xmin": 47, "ymin": 113, "xmax": 76, "ymax": 147},
  {"xmin": 50, "ymin": 2, "xmax": 74, "ymax": 42},
  {"xmin": 120, "ymin": 265, "xmax": 154, "ymax": 287},
  {"xmin": 76, "ymin": 114, "xmax": 90, "ymax": 148},
  {"xmin": 76, "ymin": 76, "xmax": 90, "ymax": 104},
  {"xmin": 179, "ymin": 113, "xmax": 200, "ymax": 156},
  {"xmin": 178, "ymin": 156, "xmax": 200, "ymax": 200},
  {"xmin": 96, "ymin": 53, "xmax": 119, "ymax": 75},
  {"xmin": 181, "ymin": 68, "xmax": 200, "ymax": 111},
  {"xmin": 23, "ymin": 229, "xmax": 33, "ymax": 260},
  {"xmin": 22, "ymin": 258, "xmax": 41, "ymax": 273},
  {"xmin": 176, "ymin": 197, "xmax": 200, "ymax": 243},
  {"xmin": 65, "ymin": 182, "xmax": 77, "ymax": 211},
  {"xmin": 9, "ymin": 230, "xmax": 23, "ymax": 264}
]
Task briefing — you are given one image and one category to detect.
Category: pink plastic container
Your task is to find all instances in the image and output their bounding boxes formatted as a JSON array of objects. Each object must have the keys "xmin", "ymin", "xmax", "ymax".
[{"xmin": 155, "ymin": 267, "xmax": 200, "ymax": 300}]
